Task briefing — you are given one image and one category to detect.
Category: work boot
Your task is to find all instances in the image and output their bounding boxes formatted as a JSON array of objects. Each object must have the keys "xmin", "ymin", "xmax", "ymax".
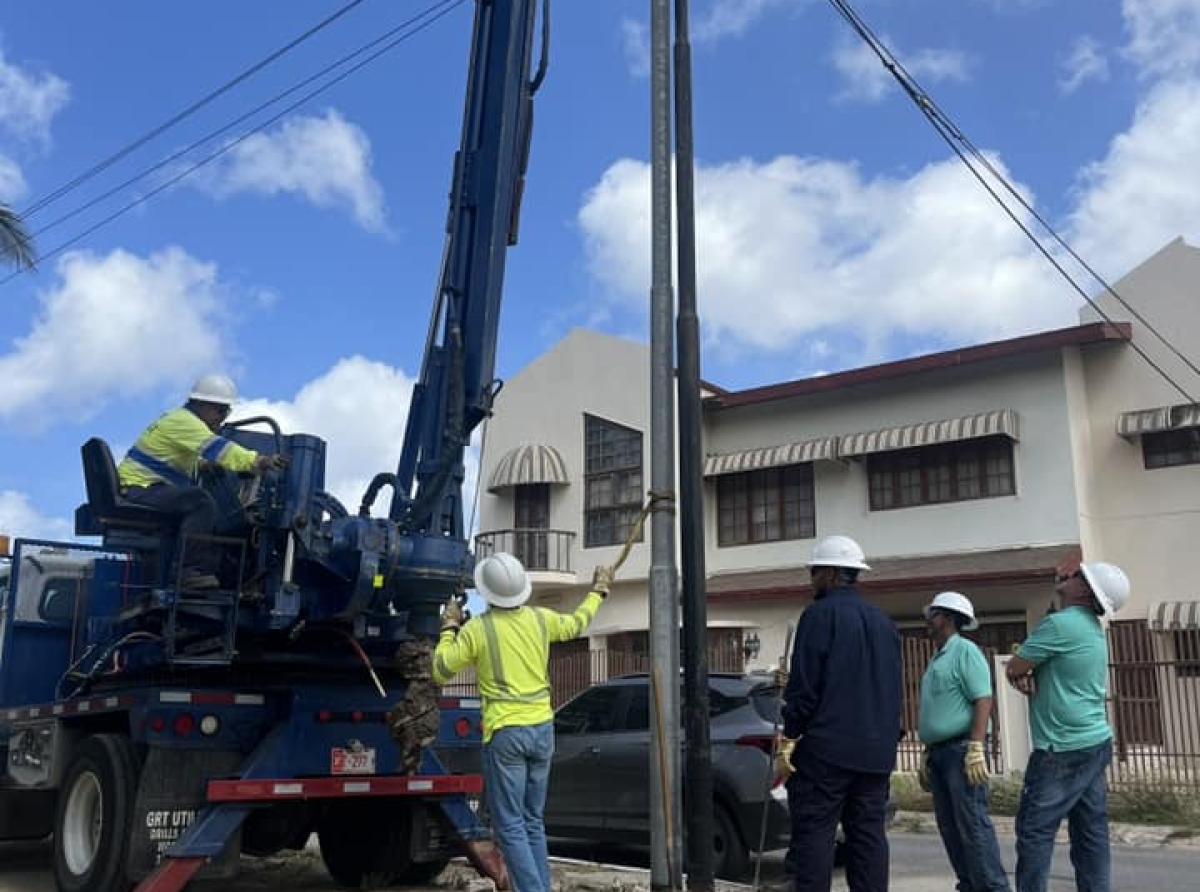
[{"xmin": 181, "ymin": 571, "xmax": 220, "ymax": 591}]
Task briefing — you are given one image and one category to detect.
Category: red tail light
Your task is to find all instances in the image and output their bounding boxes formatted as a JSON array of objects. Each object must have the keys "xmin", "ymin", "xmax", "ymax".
[
  {"xmin": 454, "ymin": 717, "xmax": 473, "ymax": 738},
  {"xmin": 735, "ymin": 734, "xmax": 774, "ymax": 755},
  {"xmin": 173, "ymin": 713, "xmax": 196, "ymax": 736}
]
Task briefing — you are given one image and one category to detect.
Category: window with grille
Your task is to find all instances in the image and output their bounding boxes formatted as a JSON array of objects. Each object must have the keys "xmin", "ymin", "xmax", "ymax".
[
  {"xmin": 1143, "ymin": 428, "xmax": 1200, "ymax": 469},
  {"xmin": 867, "ymin": 436, "xmax": 1015, "ymax": 510},
  {"xmin": 584, "ymin": 414, "xmax": 644, "ymax": 547},
  {"xmin": 716, "ymin": 464, "xmax": 815, "ymax": 546}
]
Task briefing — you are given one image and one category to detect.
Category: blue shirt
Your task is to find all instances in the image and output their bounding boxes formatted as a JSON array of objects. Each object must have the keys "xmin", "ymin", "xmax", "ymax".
[{"xmin": 782, "ymin": 585, "xmax": 902, "ymax": 773}]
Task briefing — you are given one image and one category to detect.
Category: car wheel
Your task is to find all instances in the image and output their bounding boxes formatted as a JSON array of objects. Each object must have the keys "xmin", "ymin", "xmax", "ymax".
[{"xmin": 712, "ymin": 802, "xmax": 750, "ymax": 881}]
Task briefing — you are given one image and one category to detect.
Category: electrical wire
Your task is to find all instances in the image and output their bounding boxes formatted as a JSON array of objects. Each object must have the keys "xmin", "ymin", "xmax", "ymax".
[
  {"xmin": 826, "ymin": 0, "xmax": 1198, "ymax": 405},
  {"xmin": 21, "ymin": 0, "xmax": 375, "ymax": 219},
  {"xmin": 0, "ymin": 0, "xmax": 468, "ymax": 288},
  {"xmin": 24, "ymin": 0, "xmax": 466, "ymax": 245}
]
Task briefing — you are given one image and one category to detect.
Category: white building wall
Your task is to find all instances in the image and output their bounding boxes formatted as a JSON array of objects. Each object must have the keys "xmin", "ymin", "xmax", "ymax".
[
  {"xmin": 1079, "ymin": 238, "xmax": 1200, "ymax": 617},
  {"xmin": 702, "ymin": 352, "xmax": 1082, "ymax": 574}
]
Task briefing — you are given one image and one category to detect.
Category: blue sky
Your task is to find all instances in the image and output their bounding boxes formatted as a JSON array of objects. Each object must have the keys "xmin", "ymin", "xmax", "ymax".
[{"xmin": 2, "ymin": 0, "xmax": 1199, "ymax": 542}]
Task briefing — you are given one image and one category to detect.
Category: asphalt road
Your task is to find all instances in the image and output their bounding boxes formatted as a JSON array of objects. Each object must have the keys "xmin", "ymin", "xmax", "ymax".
[{"xmin": 2, "ymin": 831, "xmax": 1197, "ymax": 892}]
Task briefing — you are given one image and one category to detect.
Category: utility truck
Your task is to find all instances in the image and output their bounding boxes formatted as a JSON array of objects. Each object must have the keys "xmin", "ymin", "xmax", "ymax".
[{"xmin": 0, "ymin": 1, "xmax": 543, "ymax": 889}]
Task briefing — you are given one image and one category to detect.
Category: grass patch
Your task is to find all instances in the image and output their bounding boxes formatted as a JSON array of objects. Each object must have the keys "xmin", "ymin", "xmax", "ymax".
[{"xmin": 892, "ymin": 772, "xmax": 1200, "ymax": 828}]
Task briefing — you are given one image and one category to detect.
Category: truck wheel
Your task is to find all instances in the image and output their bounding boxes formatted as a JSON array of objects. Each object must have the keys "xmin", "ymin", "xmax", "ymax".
[
  {"xmin": 319, "ymin": 799, "xmax": 446, "ymax": 887},
  {"xmin": 53, "ymin": 734, "xmax": 140, "ymax": 892},
  {"xmin": 713, "ymin": 802, "xmax": 750, "ymax": 881}
]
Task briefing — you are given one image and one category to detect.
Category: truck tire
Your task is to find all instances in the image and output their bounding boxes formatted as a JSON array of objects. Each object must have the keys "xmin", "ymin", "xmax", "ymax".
[
  {"xmin": 317, "ymin": 799, "xmax": 448, "ymax": 887},
  {"xmin": 53, "ymin": 734, "xmax": 140, "ymax": 892}
]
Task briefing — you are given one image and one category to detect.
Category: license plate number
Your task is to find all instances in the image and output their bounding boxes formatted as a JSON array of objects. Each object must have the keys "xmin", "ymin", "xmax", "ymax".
[{"xmin": 331, "ymin": 747, "xmax": 376, "ymax": 775}]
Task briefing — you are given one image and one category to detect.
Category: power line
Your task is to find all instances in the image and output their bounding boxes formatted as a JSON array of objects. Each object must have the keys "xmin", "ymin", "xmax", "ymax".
[
  {"xmin": 27, "ymin": 0, "xmax": 467, "ymax": 244},
  {"xmin": 826, "ymin": 0, "xmax": 1198, "ymax": 406},
  {"xmin": 22, "ymin": 0, "xmax": 375, "ymax": 220},
  {"xmin": 1, "ymin": 0, "xmax": 468, "ymax": 288}
]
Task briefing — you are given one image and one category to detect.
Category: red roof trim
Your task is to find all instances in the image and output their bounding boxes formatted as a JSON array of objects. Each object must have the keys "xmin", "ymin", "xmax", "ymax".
[{"xmin": 709, "ymin": 322, "xmax": 1131, "ymax": 410}]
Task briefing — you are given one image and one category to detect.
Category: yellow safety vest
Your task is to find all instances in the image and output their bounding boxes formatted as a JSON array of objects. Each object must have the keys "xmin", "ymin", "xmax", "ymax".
[
  {"xmin": 117, "ymin": 406, "xmax": 259, "ymax": 489},
  {"xmin": 433, "ymin": 591, "xmax": 603, "ymax": 740}
]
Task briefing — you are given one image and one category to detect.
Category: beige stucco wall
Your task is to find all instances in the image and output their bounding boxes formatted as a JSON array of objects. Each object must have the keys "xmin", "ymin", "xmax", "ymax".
[{"xmin": 1078, "ymin": 238, "xmax": 1200, "ymax": 618}]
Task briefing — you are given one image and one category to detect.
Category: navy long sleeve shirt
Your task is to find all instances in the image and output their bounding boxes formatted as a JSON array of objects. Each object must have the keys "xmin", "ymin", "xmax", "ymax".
[{"xmin": 782, "ymin": 584, "xmax": 902, "ymax": 774}]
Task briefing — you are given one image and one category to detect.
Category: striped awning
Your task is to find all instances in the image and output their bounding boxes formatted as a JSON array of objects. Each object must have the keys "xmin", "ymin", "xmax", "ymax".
[
  {"xmin": 1117, "ymin": 403, "xmax": 1200, "ymax": 439},
  {"xmin": 487, "ymin": 443, "xmax": 569, "ymax": 492},
  {"xmin": 838, "ymin": 409, "xmax": 1019, "ymax": 458},
  {"xmin": 703, "ymin": 437, "xmax": 836, "ymax": 477},
  {"xmin": 1148, "ymin": 600, "xmax": 1200, "ymax": 632}
]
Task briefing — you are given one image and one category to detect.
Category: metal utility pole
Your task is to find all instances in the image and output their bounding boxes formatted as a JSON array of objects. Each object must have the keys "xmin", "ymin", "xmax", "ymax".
[
  {"xmin": 672, "ymin": 0, "xmax": 714, "ymax": 889},
  {"xmin": 649, "ymin": 0, "xmax": 683, "ymax": 889}
]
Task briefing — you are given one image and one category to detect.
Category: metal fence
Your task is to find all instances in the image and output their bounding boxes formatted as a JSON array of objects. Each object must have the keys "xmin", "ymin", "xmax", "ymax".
[
  {"xmin": 440, "ymin": 623, "xmax": 1200, "ymax": 792},
  {"xmin": 1108, "ymin": 621, "xmax": 1200, "ymax": 792}
]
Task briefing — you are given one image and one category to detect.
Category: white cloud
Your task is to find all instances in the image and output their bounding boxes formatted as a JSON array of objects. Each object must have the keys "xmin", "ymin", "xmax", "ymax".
[
  {"xmin": 1068, "ymin": 77, "xmax": 1200, "ymax": 276},
  {"xmin": 832, "ymin": 35, "xmax": 969, "ymax": 104},
  {"xmin": 0, "ymin": 153, "xmax": 27, "ymax": 203},
  {"xmin": 0, "ymin": 247, "xmax": 228, "ymax": 425},
  {"xmin": 1059, "ymin": 36, "xmax": 1110, "ymax": 94},
  {"xmin": 0, "ymin": 490, "xmax": 72, "ymax": 541},
  {"xmin": 234, "ymin": 357, "xmax": 481, "ymax": 523},
  {"xmin": 621, "ymin": 18, "xmax": 650, "ymax": 79},
  {"xmin": 0, "ymin": 48, "xmax": 70, "ymax": 145},
  {"xmin": 1122, "ymin": 0, "xmax": 1200, "ymax": 79},
  {"xmin": 192, "ymin": 110, "xmax": 386, "ymax": 231},
  {"xmin": 580, "ymin": 154, "xmax": 1071, "ymax": 361},
  {"xmin": 693, "ymin": 0, "xmax": 802, "ymax": 44}
]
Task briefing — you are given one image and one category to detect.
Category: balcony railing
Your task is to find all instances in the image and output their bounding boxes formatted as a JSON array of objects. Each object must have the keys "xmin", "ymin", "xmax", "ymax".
[{"xmin": 474, "ymin": 529, "xmax": 576, "ymax": 574}]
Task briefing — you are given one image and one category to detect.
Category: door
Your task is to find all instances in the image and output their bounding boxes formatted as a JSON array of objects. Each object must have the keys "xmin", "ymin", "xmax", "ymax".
[
  {"xmin": 514, "ymin": 484, "xmax": 550, "ymax": 570},
  {"xmin": 547, "ymin": 684, "xmax": 624, "ymax": 833}
]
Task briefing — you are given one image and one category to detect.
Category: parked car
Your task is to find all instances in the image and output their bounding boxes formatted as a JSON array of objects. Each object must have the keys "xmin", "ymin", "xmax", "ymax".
[{"xmin": 545, "ymin": 672, "xmax": 791, "ymax": 880}]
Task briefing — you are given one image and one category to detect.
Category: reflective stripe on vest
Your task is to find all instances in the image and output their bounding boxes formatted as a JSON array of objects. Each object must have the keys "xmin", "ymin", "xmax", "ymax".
[
  {"xmin": 480, "ymin": 610, "xmax": 552, "ymax": 703},
  {"xmin": 125, "ymin": 446, "xmax": 192, "ymax": 487}
]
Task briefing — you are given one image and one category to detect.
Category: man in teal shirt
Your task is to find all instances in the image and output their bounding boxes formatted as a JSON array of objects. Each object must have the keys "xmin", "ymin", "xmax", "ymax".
[
  {"xmin": 1005, "ymin": 561, "xmax": 1130, "ymax": 892},
  {"xmin": 918, "ymin": 591, "xmax": 1010, "ymax": 892}
]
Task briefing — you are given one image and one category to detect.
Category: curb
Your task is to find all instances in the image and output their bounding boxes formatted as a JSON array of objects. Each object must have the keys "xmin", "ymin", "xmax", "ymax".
[{"xmin": 894, "ymin": 809, "xmax": 1200, "ymax": 849}]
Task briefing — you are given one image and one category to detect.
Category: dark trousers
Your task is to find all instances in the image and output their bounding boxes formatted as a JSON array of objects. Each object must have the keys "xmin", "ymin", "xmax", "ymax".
[
  {"xmin": 123, "ymin": 484, "xmax": 217, "ymax": 574},
  {"xmin": 785, "ymin": 753, "xmax": 890, "ymax": 892}
]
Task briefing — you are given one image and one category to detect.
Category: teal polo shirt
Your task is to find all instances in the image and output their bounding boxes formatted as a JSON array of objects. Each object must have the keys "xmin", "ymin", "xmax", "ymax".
[
  {"xmin": 1017, "ymin": 606, "xmax": 1112, "ymax": 752},
  {"xmin": 918, "ymin": 633, "xmax": 993, "ymax": 744}
]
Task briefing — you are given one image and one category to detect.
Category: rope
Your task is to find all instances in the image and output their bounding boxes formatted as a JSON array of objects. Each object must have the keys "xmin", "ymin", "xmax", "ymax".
[{"xmin": 605, "ymin": 489, "xmax": 674, "ymax": 576}]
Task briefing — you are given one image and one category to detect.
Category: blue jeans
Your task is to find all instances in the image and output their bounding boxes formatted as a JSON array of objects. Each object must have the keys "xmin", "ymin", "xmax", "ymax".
[
  {"xmin": 1015, "ymin": 739, "xmax": 1112, "ymax": 892},
  {"xmin": 483, "ymin": 722, "xmax": 554, "ymax": 892},
  {"xmin": 927, "ymin": 740, "xmax": 1010, "ymax": 892}
]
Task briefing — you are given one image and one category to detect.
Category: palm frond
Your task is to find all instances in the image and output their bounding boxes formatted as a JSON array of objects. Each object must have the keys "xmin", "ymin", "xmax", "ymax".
[{"xmin": 0, "ymin": 204, "xmax": 36, "ymax": 270}]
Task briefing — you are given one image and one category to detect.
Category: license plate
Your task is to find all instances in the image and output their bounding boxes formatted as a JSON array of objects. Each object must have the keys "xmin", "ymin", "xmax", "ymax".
[{"xmin": 331, "ymin": 747, "xmax": 376, "ymax": 775}]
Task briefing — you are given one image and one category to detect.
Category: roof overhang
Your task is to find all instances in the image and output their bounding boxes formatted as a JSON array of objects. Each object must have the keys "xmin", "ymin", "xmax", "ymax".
[
  {"xmin": 1148, "ymin": 600, "xmax": 1200, "ymax": 632},
  {"xmin": 839, "ymin": 409, "xmax": 1019, "ymax": 459},
  {"xmin": 487, "ymin": 443, "xmax": 569, "ymax": 492},
  {"xmin": 704, "ymin": 437, "xmax": 836, "ymax": 476},
  {"xmin": 705, "ymin": 544, "xmax": 1080, "ymax": 603},
  {"xmin": 1117, "ymin": 403, "xmax": 1200, "ymax": 439}
]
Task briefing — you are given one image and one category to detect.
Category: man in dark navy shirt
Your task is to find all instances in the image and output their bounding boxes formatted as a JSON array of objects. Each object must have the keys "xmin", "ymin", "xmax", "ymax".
[{"xmin": 778, "ymin": 535, "xmax": 902, "ymax": 892}]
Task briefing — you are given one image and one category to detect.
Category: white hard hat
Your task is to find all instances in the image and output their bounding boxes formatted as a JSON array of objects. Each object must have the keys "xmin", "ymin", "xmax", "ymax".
[
  {"xmin": 806, "ymin": 534, "xmax": 871, "ymax": 571},
  {"xmin": 474, "ymin": 552, "xmax": 531, "ymax": 609},
  {"xmin": 189, "ymin": 373, "xmax": 238, "ymax": 406},
  {"xmin": 1080, "ymin": 562, "xmax": 1130, "ymax": 617},
  {"xmin": 924, "ymin": 591, "xmax": 979, "ymax": 631}
]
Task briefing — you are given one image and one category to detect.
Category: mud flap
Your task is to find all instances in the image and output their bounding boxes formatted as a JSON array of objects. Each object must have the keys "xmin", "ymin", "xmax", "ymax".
[
  {"xmin": 127, "ymin": 747, "xmax": 244, "ymax": 881},
  {"xmin": 462, "ymin": 838, "xmax": 510, "ymax": 890}
]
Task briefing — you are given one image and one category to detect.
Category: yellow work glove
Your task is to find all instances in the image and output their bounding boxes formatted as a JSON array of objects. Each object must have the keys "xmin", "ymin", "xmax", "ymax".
[
  {"xmin": 917, "ymin": 748, "xmax": 932, "ymax": 792},
  {"xmin": 773, "ymin": 736, "xmax": 798, "ymax": 779},
  {"xmin": 964, "ymin": 740, "xmax": 988, "ymax": 786},
  {"xmin": 591, "ymin": 565, "xmax": 613, "ymax": 597},
  {"xmin": 441, "ymin": 596, "xmax": 465, "ymax": 633}
]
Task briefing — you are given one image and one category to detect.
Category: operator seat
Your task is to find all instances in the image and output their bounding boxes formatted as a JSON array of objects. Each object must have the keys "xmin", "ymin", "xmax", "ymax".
[{"xmin": 75, "ymin": 437, "xmax": 173, "ymax": 554}]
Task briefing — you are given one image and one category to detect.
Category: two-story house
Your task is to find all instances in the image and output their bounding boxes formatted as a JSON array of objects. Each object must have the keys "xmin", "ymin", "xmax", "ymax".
[{"xmin": 474, "ymin": 237, "xmax": 1200, "ymax": 773}]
